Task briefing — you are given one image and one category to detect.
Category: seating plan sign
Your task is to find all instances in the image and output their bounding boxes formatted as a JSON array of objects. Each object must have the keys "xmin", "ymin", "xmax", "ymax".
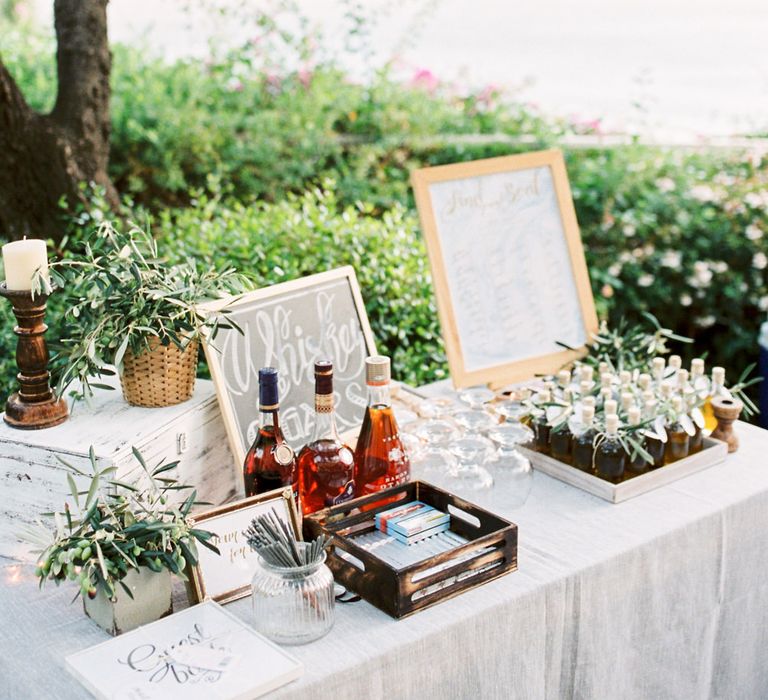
[
  {"xmin": 202, "ymin": 266, "xmax": 376, "ymax": 468},
  {"xmin": 411, "ymin": 149, "xmax": 598, "ymax": 388}
]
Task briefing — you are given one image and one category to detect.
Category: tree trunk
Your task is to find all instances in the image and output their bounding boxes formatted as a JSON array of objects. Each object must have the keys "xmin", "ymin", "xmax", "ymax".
[{"xmin": 0, "ymin": 0, "xmax": 117, "ymax": 243}]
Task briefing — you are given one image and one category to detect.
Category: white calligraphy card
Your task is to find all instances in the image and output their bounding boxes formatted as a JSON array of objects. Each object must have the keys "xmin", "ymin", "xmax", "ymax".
[
  {"xmin": 66, "ymin": 601, "xmax": 302, "ymax": 700},
  {"xmin": 188, "ymin": 491, "xmax": 301, "ymax": 605}
]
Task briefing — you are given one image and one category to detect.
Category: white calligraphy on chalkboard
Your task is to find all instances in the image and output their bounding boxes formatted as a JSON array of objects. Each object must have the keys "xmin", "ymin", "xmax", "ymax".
[
  {"xmin": 428, "ymin": 165, "xmax": 586, "ymax": 372},
  {"xmin": 205, "ymin": 269, "xmax": 375, "ymax": 462}
]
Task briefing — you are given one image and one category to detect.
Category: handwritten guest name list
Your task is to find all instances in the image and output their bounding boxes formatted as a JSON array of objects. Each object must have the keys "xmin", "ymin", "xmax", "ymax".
[
  {"xmin": 218, "ymin": 277, "xmax": 369, "ymax": 449},
  {"xmin": 428, "ymin": 166, "xmax": 586, "ymax": 372}
]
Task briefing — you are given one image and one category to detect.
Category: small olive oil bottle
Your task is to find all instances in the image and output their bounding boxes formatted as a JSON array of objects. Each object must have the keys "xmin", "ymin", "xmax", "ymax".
[
  {"xmin": 595, "ymin": 413, "xmax": 626, "ymax": 484},
  {"xmin": 625, "ymin": 406, "xmax": 650, "ymax": 476},
  {"xmin": 572, "ymin": 405, "xmax": 597, "ymax": 473},
  {"xmin": 664, "ymin": 395, "xmax": 690, "ymax": 465}
]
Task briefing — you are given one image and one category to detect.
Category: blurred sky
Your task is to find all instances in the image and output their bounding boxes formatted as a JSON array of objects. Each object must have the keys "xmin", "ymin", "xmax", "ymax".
[{"xmin": 29, "ymin": 0, "xmax": 768, "ymax": 138}]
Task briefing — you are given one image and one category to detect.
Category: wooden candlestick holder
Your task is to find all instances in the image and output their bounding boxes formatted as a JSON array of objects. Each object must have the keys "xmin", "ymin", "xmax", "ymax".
[
  {"xmin": 710, "ymin": 395, "xmax": 743, "ymax": 453},
  {"xmin": 0, "ymin": 282, "xmax": 68, "ymax": 429}
]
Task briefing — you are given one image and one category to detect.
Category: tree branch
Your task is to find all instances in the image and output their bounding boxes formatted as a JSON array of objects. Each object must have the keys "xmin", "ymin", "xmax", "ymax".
[{"xmin": 0, "ymin": 56, "xmax": 33, "ymax": 136}]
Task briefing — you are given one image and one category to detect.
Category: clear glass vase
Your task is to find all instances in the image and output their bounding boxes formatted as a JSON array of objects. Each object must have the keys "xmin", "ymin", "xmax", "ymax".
[{"xmin": 250, "ymin": 544, "xmax": 335, "ymax": 645}]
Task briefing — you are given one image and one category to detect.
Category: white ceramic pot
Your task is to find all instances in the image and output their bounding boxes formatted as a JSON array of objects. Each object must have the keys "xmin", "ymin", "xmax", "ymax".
[{"xmin": 83, "ymin": 567, "xmax": 172, "ymax": 636}]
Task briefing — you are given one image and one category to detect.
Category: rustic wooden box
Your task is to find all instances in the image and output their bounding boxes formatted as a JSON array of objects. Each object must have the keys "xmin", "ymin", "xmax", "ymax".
[
  {"xmin": 304, "ymin": 481, "xmax": 517, "ymax": 618},
  {"xmin": 0, "ymin": 376, "xmax": 237, "ymax": 560},
  {"xmin": 522, "ymin": 436, "xmax": 728, "ymax": 503}
]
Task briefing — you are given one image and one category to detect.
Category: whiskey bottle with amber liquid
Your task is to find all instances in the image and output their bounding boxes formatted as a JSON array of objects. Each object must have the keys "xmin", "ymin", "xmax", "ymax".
[
  {"xmin": 355, "ymin": 356, "xmax": 410, "ymax": 496},
  {"xmin": 243, "ymin": 367, "xmax": 297, "ymax": 497},
  {"xmin": 298, "ymin": 361, "xmax": 356, "ymax": 516}
]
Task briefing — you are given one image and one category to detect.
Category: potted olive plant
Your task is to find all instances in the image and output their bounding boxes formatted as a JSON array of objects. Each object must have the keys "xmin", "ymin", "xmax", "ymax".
[
  {"xmin": 34, "ymin": 220, "xmax": 247, "ymax": 407},
  {"xmin": 27, "ymin": 447, "xmax": 219, "ymax": 635}
]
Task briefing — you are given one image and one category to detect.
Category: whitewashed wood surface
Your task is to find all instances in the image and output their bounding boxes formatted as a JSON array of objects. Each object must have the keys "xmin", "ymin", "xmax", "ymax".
[{"xmin": 0, "ymin": 375, "xmax": 237, "ymax": 560}]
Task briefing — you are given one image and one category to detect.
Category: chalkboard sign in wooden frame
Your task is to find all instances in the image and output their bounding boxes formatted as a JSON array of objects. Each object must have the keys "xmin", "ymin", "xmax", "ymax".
[
  {"xmin": 201, "ymin": 266, "xmax": 376, "ymax": 471},
  {"xmin": 411, "ymin": 149, "xmax": 598, "ymax": 388}
]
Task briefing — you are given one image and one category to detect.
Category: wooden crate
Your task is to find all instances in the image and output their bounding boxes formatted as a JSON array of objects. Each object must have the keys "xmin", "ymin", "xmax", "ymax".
[
  {"xmin": 0, "ymin": 376, "xmax": 237, "ymax": 560},
  {"xmin": 522, "ymin": 436, "xmax": 728, "ymax": 503},
  {"xmin": 304, "ymin": 481, "xmax": 517, "ymax": 618}
]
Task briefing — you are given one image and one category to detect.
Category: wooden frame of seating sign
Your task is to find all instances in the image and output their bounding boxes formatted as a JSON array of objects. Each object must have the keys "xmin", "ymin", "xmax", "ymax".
[
  {"xmin": 187, "ymin": 489, "xmax": 301, "ymax": 605},
  {"xmin": 411, "ymin": 149, "xmax": 599, "ymax": 388},
  {"xmin": 200, "ymin": 266, "xmax": 377, "ymax": 472}
]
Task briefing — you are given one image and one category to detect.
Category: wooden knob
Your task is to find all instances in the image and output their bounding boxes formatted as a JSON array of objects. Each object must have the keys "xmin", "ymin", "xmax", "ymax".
[
  {"xmin": 711, "ymin": 396, "xmax": 743, "ymax": 421},
  {"xmin": 711, "ymin": 396, "xmax": 743, "ymax": 453}
]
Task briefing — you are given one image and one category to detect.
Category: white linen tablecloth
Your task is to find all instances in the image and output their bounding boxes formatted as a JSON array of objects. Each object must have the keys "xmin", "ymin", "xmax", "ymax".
[{"xmin": 2, "ymin": 421, "xmax": 767, "ymax": 700}]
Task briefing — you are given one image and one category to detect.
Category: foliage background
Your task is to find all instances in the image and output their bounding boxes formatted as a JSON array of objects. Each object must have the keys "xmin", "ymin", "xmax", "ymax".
[{"xmin": 0, "ymin": 13, "xmax": 766, "ymax": 407}]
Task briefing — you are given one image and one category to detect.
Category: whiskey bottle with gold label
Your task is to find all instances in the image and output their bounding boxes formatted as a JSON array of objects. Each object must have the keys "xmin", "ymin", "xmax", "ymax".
[
  {"xmin": 298, "ymin": 361, "xmax": 356, "ymax": 515},
  {"xmin": 243, "ymin": 367, "xmax": 297, "ymax": 498}
]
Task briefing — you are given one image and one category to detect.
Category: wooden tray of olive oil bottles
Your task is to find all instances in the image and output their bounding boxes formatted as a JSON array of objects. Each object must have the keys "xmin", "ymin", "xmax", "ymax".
[{"xmin": 521, "ymin": 437, "xmax": 728, "ymax": 503}]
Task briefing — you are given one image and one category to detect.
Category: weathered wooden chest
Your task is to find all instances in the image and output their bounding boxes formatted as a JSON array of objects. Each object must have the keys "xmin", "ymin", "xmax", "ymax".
[{"xmin": 0, "ymin": 377, "xmax": 236, "ymax": 560}]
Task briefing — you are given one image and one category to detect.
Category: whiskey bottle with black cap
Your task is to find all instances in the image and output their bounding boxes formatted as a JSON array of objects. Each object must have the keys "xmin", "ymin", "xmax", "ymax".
[
  {"xmin": 298, "ymin": 360, "xmax": 356, "ymax": 515},
  {"xmin": 243, "ymin": 367, "xmax": 297, "ymax": 497}
]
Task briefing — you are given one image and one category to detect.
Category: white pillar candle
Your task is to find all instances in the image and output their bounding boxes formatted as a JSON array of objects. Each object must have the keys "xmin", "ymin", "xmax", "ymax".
[{"xmin": 2, "ymin": 238, "xmax": 49, "ymax": 291}]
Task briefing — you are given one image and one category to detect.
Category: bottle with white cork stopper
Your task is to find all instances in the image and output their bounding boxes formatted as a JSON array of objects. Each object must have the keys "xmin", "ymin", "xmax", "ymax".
[{"xmin": 595, "ymin": 413, "xmax": 626, "ymax": 483}]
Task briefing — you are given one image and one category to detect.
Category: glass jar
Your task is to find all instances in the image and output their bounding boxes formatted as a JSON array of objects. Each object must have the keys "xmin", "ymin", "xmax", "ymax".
[{"xmin": 250, "ymin": 543, "xmax": 335, "ymax": 645}]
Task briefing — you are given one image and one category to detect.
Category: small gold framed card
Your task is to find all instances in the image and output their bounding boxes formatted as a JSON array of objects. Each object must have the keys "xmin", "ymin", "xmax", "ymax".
[{"xmin": 187, "ymin": 489, "xmax": 301, "ymax": 605}]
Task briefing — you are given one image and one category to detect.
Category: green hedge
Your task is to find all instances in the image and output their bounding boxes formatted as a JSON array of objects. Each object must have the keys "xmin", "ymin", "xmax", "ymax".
[
  {"xmin": 0, "ymin": 23, "xmax": 558, "ymax": 208},
  {"xmin": 1, "ymin": 25, "xmax": 766, "ymax": 407},
  {"xmin": 162, "ymin": 186, "xmax": 447, "ymax": 387}
]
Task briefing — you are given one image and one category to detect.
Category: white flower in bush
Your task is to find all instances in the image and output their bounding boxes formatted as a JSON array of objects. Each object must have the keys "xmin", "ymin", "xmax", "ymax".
[
  {"xmin": 711, "ymin": 261, "xmax": 728, "ymax": 273},
  {"xmin": 623, "ymin": 223, "xmax": 636, "ymax": 237},
  {"xmin": 660, "ymin": 250, "xmax": 682, "ymax": 268},
  {"xmin": 695, "ymin": 315, "xmax": 717, "ymax": 328},
  {"xmin": 619, "ymin": 251, "xmax": 634, "ymax": 264},
  {"xmin": 713, "ymin": 173, "xmax": 736, "ymax": 187},
  {"xmin": 745, "ymin": 191, "xmax": 768, "ymax": 208},
  {"xmin": 226, "ymin": 76, "xmax": 244, "ymax": 92},
  {"xmin": 638, "ymin": 273, "xmax": 655, "ymax": 287},
  {"xmin": 680, "ymin": 293, "xmax": 693, "ymax": 307},
  {"xmin": 656, "ymin": 177, "xmax": 675, "ymax": 193},
  {"xmin": 746, "ymin": 224, "xmax": 764, "ymax": 241},
  {"xmin": 753, "ymin": 252, "xmax": 768, "ymax": 270},
  {"xmin": 690, "ymin": 185, "xmax": 717, "ymax": 203},
  {"xmin": 688, "ymin": 261, "xmax": 713, "ymax": 287},
  {"xmin": 759, "ymin": 296, "xmax": 768, "ymax": 312},
  {"xmin": 608, "ymin": 263, "xmax": 622, "ymax": 277}
]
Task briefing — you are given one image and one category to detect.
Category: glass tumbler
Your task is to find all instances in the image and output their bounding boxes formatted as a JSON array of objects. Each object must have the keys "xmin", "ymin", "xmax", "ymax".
[
  {"xmin": 251, "ymin": 543, "xmax": 335, "ymax": 645},
  {"xmin": 487, "ymin": 423, "xmax": 534, "ymax": 508}
]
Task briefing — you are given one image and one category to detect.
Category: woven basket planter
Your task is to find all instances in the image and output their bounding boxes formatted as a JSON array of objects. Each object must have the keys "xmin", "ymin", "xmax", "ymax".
[{"xmin": 120, "ymin": 338, "xmax": 198, "ymax": 408}]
